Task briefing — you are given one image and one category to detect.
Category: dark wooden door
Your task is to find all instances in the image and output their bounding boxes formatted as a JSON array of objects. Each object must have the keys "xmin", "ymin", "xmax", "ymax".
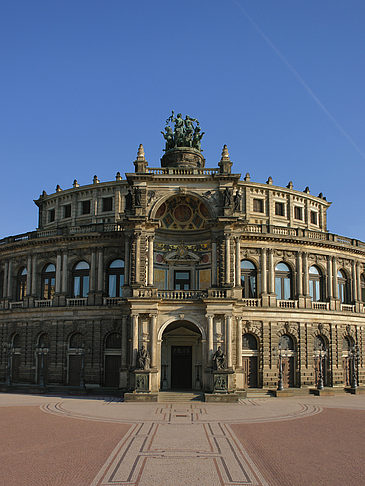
[
  {"xmin": 104, "ymin": 355, "xmax": 121, "ymax": 387},
  {"xmin": 243, "ymin": 356, "xmax": 258, "ymax": 388},
  {"xmin": 282, "ymin": 357, "xmax": 294, "ymax": 388},
  {"xmin": 171, "ymin": 346, "xmax": 192, "ymax": 389},
  {"xmin": 36, "ymin": 355, "xmax": 48, "ymax": 384},
  {"xmin": 68, "ymin": 355, "xmax": 81, "ymax": 386},
  {"xmin": 11, "ymin": 354, "xmax": 21, "ymax": 382}
]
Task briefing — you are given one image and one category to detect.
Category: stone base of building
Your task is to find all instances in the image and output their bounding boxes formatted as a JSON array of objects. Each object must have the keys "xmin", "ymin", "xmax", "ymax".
[
  {"xmin": 345, "ymin": 386, "xmax": 365, "ymax": 394},
  {"xmin": 309, "ymin": 387, "xmax": 335, "ymax": 396},
  {"xmin": 123, "ymin": 392, "xmax": 158, "ymax": 402},
  {"xmin": 204, "ymin": 393, "xmax": 240, "ymax": 403}
]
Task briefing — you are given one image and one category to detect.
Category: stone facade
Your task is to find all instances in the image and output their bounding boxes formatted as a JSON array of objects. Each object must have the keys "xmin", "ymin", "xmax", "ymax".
[{"xmin": 0, "ymin": 141, "xmax": 364, "ymax": 395}]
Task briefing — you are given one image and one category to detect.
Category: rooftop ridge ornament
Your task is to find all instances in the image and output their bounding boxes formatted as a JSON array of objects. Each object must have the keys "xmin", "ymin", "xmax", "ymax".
[{"xmin": 161, "ymin": 111, "xmax": 205, "ymax": 152}]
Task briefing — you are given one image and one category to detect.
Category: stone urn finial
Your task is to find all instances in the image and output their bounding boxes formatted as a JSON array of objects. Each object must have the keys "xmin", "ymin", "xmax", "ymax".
[
  {"xmin": 134, "ymin": 144, "xmax": 148, "ymax": 173},
  {"xmin": 219, "ymin": 145, "xmax": 232, "ymax": 174},
  {"xmin": 137, "ymin": 144, "xmax": 145, "ymax": 160}
]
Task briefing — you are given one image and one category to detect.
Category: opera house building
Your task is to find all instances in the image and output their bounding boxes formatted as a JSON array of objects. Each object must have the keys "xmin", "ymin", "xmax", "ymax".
[{"xmin": 0, "ymin": 114, "xmax": 364, "ymax": 400}]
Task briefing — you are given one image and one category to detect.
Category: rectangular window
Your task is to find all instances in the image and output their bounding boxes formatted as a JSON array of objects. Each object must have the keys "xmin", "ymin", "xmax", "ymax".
[
  {"xmin": 102, "ymin": 197, "xmax": 113, "ymax": 212},
  {"xmin": 294, "ymin": 206, "xmax": 303, "ymax": 220},
  {"xmin": 275, "ymin": 202, "xmax": 285, "ymax": 216},
  {"xmin": 63, "ymin": 204, "xmax": 71, "ymax": 218},
  {"xmin": 310, "ymin": 211, "xmax": 318, "ymax": 225},
  {"xmin": 48, "ymin": 209, "xmax": 55, "ymax": 222},
  {"xmin": 174, "ymin": 270, "xmax": 190, "ymax": 290},
  {"xmin": 253, "ymin": 198, "xmax": 264, "ymax": 213},
  {"xmin": 81, "ymin": 200, "xmax": 91, "ymax": 215}
]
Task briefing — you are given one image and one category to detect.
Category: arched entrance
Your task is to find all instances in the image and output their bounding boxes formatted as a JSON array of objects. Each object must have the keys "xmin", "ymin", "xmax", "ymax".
[
  {"xmin": 242, "ymin": 333, "xmax": 259, "ymax": 388},
  {"xmin": 160, "ymin": 320, "xmax": 202, "ymax": 391},
  {"xmin": 279, "ymin": 334, "xmax": 296, "ymax": 388},
  {"xmin": 104, "ymin": 332, "xmax": 122, "ymax": 387}
]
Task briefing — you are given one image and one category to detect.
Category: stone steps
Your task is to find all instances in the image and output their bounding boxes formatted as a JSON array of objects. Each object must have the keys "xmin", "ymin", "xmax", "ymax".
[
  {"xmin": 245, "ymin": 388, "xmax": 273, "ymax": 399},
  {"xmin": 158, "ymin": 392, "xmax": 204, "ymax": 402}
]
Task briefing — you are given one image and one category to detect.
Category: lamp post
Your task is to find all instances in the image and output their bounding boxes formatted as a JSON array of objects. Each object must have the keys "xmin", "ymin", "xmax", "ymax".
[
  {"xmin": 273, "ymin": 343, "xmax": 285, "ymax": 391},
  {"xmin": 3, "ymin": 343, "xmax": 14, "ymax": 386},
  {"xmin": 36, "ymin": 346, "xmax": 49, "ymax": 387},
  {"xmin": 313, "ymin": 341, "xmax": 327, "ymax": 390},
  {"xmin": 349, "ymin": 344, "xmax": 359, "ymax": 390}
]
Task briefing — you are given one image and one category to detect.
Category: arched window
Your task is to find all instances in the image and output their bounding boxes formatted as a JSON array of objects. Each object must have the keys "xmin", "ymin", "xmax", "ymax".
[
  {"xmin": 11, "ymin": 333, "xmax": 21, "ymax": 349},
  {"xmin": 275, "ymin": 262, "xmax": 292, "ymax": 300},
  {"xmin": 242, "ymin": 333, "xmax": 258, "ymax": 350},
  {"xmin": 16, "ymin": 267, "xmax": 27, "ymax": 300},
  {"xmin": 72, "ymin": 261, "xmax": 89, "ymax": 298},
  {"xmin": 309, "ymin": 265, "xmax": 324, "ymax": 302},
  {"xmin": 107, "ymin": 259, "xmax": 124, "ymax": 298},
  {"xmin": 361, "ymin": 274, "xmax": 365, "ymax": 303},
  {"xmin": 105, "ymin": 333, "xmax": 121, "ymax": 349},
  {"xmin": 279, "ymin": 334, "xmax": 294, "ymax": 350},
  {"xmin": 314, "ymin": 335, "xmax": 326, "ymax": 350},
  {"xmin": 42, "ymin": 264, "xmax": 56, "ymax": 299},
  {"xmin": 342, "ymin": 336, "xmax": 353, "ymax": 353},
  {"xmin": 69, "ymin": 332, "xmax": 83, "ymax": 349},
  {"xmin": 37, "ymin": 333, "xmax": 49, "ymax": 348},
  {"xmin": 338, "ymin": 270, "xmax": 350, "ymax": 304},
  {"xmin": 240, "ymin": 260, "xmax": 257, "ymax": 298}
]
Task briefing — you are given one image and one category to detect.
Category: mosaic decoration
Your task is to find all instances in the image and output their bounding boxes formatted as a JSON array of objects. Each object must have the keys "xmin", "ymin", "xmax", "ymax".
[{"xmin": 156, "ymin": 196, "xmax": 209, "ymax": 230}]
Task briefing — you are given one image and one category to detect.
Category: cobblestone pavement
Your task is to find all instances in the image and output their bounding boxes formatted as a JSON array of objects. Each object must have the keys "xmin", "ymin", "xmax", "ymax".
[{"xmin": 1, "ymin": 393, "xmax": 365, "ymax": 486}]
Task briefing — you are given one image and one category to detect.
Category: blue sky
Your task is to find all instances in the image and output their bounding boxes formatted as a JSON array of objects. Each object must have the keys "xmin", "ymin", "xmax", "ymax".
[{"xmin": 0, "ymin": 0, "xmax": 364, "ymax": 239}]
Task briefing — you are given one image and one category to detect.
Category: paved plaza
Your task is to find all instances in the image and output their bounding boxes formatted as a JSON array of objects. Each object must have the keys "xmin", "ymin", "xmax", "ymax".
[{"xmin": 1, "ymin": 392, "xmax": 365, "ymax": 486}]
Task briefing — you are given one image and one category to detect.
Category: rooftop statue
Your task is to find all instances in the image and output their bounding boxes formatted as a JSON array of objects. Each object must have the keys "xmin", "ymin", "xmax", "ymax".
[{"xmin": 162, "ymin": 111, "xmax": 205, "ymax": 152}]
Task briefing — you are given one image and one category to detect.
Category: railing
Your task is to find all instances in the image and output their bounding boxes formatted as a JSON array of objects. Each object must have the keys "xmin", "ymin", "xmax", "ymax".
[
  {"xmin": 242, "ymin": 298, "xmax": 260, "ymax": 307},
  {"xmin": 34, "ymin": 299, "xmax": 52, "ymax": 308},
  {"xmin": 312, "ymin": 301, "xmax": 329, "ymax": 310},
  {"xmin": 341, "ymin": 304, "xmax": 355, "ymax": 312},
  {"xmin": 157, "ymin": 290, "xmax": 207, "ymax": 300},
  {"xmin": 103, "ymin": 297, "xmax": 124, "ymax": 305},
  {"xmin": 277, "ymin": 299, "xmax": 298, "ymax": 308},
  {"xmin": 1, "ymin": 223, "xmax": 365, "ymax": 249},
  {"xmin": 208, "ymin": 289, "xmax": 227, "ymax": 298},
  {"xmin": 9, "ymin": 301, "xmax": 24, "ymax": 309},
  {"xmin": 66, "ymin": 298, "xmax": 87, "ymax": 306},
  {"xmin": 146, "ymin": 167, "xmax": 219, "ymax": 176}
]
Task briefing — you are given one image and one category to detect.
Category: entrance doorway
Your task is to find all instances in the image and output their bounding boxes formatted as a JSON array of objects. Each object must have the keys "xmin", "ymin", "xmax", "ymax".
[
  {"xmin": 242, "ymin": 333, "xmax": 259, "ymax": 388},
  {"xmin": 161, "ymin": 320, "xmax": 202, "ymax": 391},
  {"xmin": 171, "ymin": 346, "xmax": 192, "ymax": 389}
]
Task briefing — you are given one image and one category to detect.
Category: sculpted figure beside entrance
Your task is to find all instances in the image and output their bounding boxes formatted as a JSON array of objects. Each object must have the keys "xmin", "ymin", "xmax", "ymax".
[{"xmin": 212, "ymin": 346, "xmax": 226, "ymax": 370}]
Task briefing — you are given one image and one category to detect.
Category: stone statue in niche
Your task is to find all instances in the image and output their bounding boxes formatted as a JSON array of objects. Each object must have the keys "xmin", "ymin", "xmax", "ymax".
[
  {"xmin": 222, "ymin": 187, "xmax": 231, "ymax": 207},
  {"xmin": 134, "ymin": 187, "xmax": 142, "ymax": 207},
  {"xmin": 212, "ymin": 346, "xmax": 226, "ymax": 370},
  {"xmin": 137, "ymin": 345, "xmax": 150, "ymax": 370},
  {"xmin": 233, "ymin": 190, "xmax": 241, "ymax": 212},
  {"xmin": 125, "ymin": 189, "xmax": 133, "ymax": 211}
]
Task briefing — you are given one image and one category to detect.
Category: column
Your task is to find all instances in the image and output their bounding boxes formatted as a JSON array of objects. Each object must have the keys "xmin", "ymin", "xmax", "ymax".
[
  {"xmin": 62, "ymin": 252, "xmax": 68, "ymax": 294},
  {"xmin": 7, "ymin": 260, "xmax": 12, "ymax": 298},
  {"xmin": 26, "ymin": 255, "xmax": 32, "ymax": 296},
  {"xmin": 90, "ymin": 250, "xmax": 96, "ymax": 291},
  {"xmin": 121, "ymin": 315, "xmax": 127, "ymax": 368},
  {"xmin": 235, "ymin": 237, "xmax": 241, "ymax": 286},
  {"xmin": 97, "ymin": 248, "xmax": 104, "ymax": 291},
  {"xmin": 260, "ymin": 247, "xmax": 267, "ymax": 294},
  {"xmin": 356, "ymin": 262, "xmax": 361, "ymax": 302},
  {"xmin": 226, "ymin": 315, "xmax": 232, "ymax": 368},
  {"xmin": 55, "ymin": 253, "xmax": 62, "ymax": 293},
  {"xmin": 31, "ymin": 255, "xmax": 37, "ymax": 296},
  {"xmin": 236, "ymin": 317, "xmax": 243, "ymax": 367},
  {"xmin": 148, "ymin": 235, "xmax": 154, "ymax": 286},
  {"xmin": 135, "ymin": 233, "xmax": 141, "ymax": 284},
  {"xmin": 131, "ymin": 314, "xmax": 139, "ymax": 366},
  {"xmin": 332, "ymin": 257, "xmax": 338, "ymax": 299},
  {"xmin": 296, "ymin": 251, "xmax": 302, "ymax": 296},
  {"xmin": 206, "ymin": 314, "xmax": 214, "ymax": 361},
  {"xmin": 225, "ymin": 235, "xmax": 230, "ymax": 284},
  {"xmin": 327, "ymin": 255, "xmax": 332, "ymax": 299},
  {"xmin": 268, "ymin": 249, "xmax": 274, "ymax": 294},
  {"xmin": 124, "ymin": 236, "xmax": 130, "ymax": 286},
  {"xmin": 3, "ymin": 262, "xmax": 8, "ymax": 298},
  {"xmin": 352, "ymin": 260, "xmax": 357, "ymax": 302},
  {"xmin": 211, "ymin": 240, "xmax": 217, "ymax": 286},
  {"xmin": 150, "ymin": 314, "xmax": 157, "ymax": 367},
  {"xmin": 303, "ymin": 252, "xmax": 309, "ymax": 296}
]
